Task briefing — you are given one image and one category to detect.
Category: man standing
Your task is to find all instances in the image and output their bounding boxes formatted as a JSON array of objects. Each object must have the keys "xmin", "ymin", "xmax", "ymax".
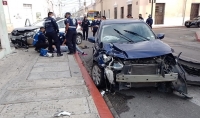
[
  {"xmin": 139, "ymin": 14, "xmax": 144, "ymax": 20},
  {"xmin": 44, "ymin": 12, "xmax": 63, "ymax": 56},
  {"xmin": 91, "ymin": 16, "xmax": 101, "ymax": 37},
  {"xmin": 146, "ymin": 15, "xmax": 153, "ymax": 29},
  {"xmin": 64, "ymin": 12, "xmax": 77, "ymax": 54},
  {"xmin": 127, "ymin": 14, "xmax": 133, "ymax": 18},
  {"xmin": 101, "ymin": 16, "xmax": 106, "ymax": 20},
  {"xmin": 81, "ymin": 16, "xmax": 90, "ymax": 40}
]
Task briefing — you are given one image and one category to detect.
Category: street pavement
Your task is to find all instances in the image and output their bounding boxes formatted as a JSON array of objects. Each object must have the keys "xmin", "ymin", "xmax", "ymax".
[
  {"xmin": 0, "ymin": 49, "xmax": 100, "ymax": 118},
  {"xmin": 80, "ymin": 27, "xmax": 200, "ymax": 118}
]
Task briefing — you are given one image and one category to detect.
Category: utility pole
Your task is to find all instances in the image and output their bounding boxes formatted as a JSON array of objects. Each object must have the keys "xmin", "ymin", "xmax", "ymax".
[
  {"xmin": 150, "ymin": 0, "xmax": 156, "ymax": 16},
  {"xmin": 0, "ymin": 0, "xmax": 12, "ymax": 55}
]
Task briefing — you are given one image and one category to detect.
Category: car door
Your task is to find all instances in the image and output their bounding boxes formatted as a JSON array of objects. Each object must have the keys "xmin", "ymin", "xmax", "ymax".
[{"xmin": 57, "ymin": 19, "xmax": 66, "ymax": 32}]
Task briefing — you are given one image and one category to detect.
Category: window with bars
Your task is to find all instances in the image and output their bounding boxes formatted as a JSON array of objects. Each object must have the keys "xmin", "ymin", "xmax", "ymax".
[
  {"xmin": 23, "ymin": 4, "xmax": 32, "ymax": 8},
  {"xmin": 121, "ymin": 7, "xmax": 124, "ymax": 18},
  {"xmin": 127, "ymin": 4, "xmax": 132, "ymax": 16},
  {"xmin": 114, "ymin": 7, "xmax": 117, "ymax": 19}
]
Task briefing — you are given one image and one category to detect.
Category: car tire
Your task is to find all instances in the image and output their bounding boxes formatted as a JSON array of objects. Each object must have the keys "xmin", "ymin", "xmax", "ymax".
[
  {"xmin": 198, "ymin": 23, "xmax": 200, "ymax": 27},
  {"xmin": 76, "ymin": 33, "xmax": 82, "ymax": 45},
  {"xmin": 185, "ymin": 23, "xmax": 190, "ymax": 28},
  {"xmin": 91, "ymin": 63, "xmax": 105, "ymax": 88}
]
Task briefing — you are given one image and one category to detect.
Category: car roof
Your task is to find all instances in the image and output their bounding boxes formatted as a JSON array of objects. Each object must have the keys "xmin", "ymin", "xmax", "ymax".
[{"xmin": 101, "ymin": 19, "xmax": 144, "ymax": 25}]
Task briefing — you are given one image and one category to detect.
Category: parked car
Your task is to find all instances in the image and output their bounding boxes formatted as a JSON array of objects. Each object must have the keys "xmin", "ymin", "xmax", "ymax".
[
  {"xmin": 185, "ymin": 16, "xmax": 200, "ymax": 28},
  {"xmin": 10, "ymin": 17, "xmax": 83, "ymax": 48},
  {"xmin": 88, "ymin": 19, "xmax": 191, "ymax": 98}
]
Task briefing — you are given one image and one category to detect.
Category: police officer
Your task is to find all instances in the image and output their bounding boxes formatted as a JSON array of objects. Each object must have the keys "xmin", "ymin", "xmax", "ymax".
[
  {"xmin": 91, "ymin": 16, "xmax": 101, "ymax": 37},
  {"xmin": 81, "ymin": 16, "xmax": 90, "ymax": 40},
  {"xmin": 146, "ymin": 15, "xmax": 153, "ymax": 29},
  {"xmin": 44, "ymin": 12, "xmax": 63, "ymax": 56},
  {"xmin": 64, "ymin": 12, "xmax": 77, "ymax": 54}
]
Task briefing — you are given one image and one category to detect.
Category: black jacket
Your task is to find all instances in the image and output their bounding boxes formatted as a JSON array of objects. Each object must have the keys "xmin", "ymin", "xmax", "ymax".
[{"xmin": 81, "ymin": 19, "xmax": 90, "ymax": 29}]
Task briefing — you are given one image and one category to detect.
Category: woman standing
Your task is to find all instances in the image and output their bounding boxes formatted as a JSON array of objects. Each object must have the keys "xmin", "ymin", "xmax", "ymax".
[{"xmin": 81, "ymin": 16, "xmax": 90, "ymax": 40}]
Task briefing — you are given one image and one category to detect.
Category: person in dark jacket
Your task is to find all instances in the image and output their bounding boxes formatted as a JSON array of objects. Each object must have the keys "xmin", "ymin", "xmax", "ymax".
[
  {"xmin": 81, "ymin": 16, "xmax": 90, "ymax": 40},
  {"xmin": 146, "ymin": 15, "xmax": 153, "ymax": 29},
  {"xmin": 44, "ymin": 12, "xmax": 63, "ymax": 56},
  {"xmin": 64, "ymin": 12, "xmax": 77, "ymax": 54},
  {"xmin": 101, "ymin": 16, "xmax": 106, "ymax": 20},
  {"xmin": 34, "ymin": 27, "xmax": 48, "ymax": 52},
  {"xmin": 139, "ymin": 14, "xmax": 144, "ymax": 20},
  {"xmin": 91, "ymin": 16, "xmax": 101, "ymax": 37}
]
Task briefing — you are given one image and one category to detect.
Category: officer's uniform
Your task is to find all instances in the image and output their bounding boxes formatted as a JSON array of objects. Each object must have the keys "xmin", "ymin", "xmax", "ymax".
[
  {"xmin": 34, "ymin": 31, "xmax": 48, "ymax": 51},
  {"xmin": 91, "ymin": 20, "xmax": 101, "ymax": 37},
  {"xmin": 146, "ymin": 17, "xmax": 153, "ymax": 29},
  {"xmin": 44, "ymin": 17, "xmax": 61, "ymax": 53},
  {"xmin": 65, "ymin": 17, "xmax": 77, "ymax": 53},
  {"xmin": 81, "ymin": 19, "xmax": 90, "ymax": 40}
]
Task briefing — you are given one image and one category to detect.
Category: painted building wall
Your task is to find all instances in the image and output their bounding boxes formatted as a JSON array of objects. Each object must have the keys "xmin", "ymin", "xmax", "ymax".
[
  {"xmin": 87, "ymin": 0, "xmax": 200, "ymax": 27},
  {"xmin": 3, "ymin": 0, "xmax": 50, "ymax": 32}
]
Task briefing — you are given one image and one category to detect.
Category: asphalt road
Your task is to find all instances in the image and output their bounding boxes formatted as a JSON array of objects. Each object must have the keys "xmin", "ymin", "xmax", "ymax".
[{"xmin": 79, "ymin": 27, "xmax": 200, "ymax": 118}]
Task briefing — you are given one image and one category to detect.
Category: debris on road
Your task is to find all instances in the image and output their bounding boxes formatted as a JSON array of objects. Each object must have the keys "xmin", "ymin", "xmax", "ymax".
[
  {"xmin": 53, "ymin": 111, "xmax": 71, "ymax": 117},
  {"xmin": 101, "ymin": 90, "xmax": 105, "ymax": 96}
]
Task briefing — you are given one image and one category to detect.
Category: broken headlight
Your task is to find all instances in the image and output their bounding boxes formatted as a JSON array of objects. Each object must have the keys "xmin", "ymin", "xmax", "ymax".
[
  {"xmin": 113, "ymin": 62, "xmax": 124, "ymax": 70},
  {"xmin": 25, "ymin": 32, "xmax": 35, "ymax": 36},
  {"xmin": 103, "ymin": 54, "xmax": 112, "ymax": 63}
]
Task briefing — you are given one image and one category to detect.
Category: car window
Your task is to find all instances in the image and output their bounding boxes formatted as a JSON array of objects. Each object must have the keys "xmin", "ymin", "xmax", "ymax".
[
  {"xmin": 57, "ymin": 20, "xmax": 65, "ymax": 28},
  {"xmin": 100, "ymin": 22, "xmax": 156, "ymax": 43},
  {"xmin": 32, "ymin": 20, "xmax": 44, "ymax": 26}
]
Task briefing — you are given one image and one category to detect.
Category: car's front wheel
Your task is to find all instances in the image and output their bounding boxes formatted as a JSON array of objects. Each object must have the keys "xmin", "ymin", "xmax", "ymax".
[
  {"xmin": 91, "ymin": 63, "xmax": 105, "ymax": 88},
  {"xmin": 76, "ymin": 33, "xmax": 82, "ymax": 45},
  {"xmin": 185, "ymin": 22, "xmax": 190, "ymax": 28}
]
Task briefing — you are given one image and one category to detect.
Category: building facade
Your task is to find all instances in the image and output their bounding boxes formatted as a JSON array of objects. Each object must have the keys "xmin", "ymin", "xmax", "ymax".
[
  {"xmin": 86, "ymin": 0, "xmax": 200, "ymax": 27},
  {"xmin": 2, "ymin": 0, "xmax": 53, "ymax": 33}
]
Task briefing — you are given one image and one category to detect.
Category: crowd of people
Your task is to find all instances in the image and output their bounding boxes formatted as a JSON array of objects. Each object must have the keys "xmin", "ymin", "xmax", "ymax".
[{"xmin": 33, "ymin": 12, "xmax": 153, "ymax": 57}]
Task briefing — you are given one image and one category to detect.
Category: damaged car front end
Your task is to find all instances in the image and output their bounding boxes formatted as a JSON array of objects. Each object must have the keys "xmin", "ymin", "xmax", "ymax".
[{"xmin": 89, "ymin": 20, "xmax": 191, "ymax": 98}]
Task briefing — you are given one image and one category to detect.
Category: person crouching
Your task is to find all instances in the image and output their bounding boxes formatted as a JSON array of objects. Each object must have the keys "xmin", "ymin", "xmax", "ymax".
[{"xmin": 33, "ymin": 27, "xmax": 48, "ymax": 52}]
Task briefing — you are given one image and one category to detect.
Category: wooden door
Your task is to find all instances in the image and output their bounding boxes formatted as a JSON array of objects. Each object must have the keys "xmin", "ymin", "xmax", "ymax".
[
  {"xmin": 190, "ymin": 4, "xmax": 199, "ymax": 20},
  {"xmin": 155, "ymin": 3, "xmax": 165, "ymax": 24}
]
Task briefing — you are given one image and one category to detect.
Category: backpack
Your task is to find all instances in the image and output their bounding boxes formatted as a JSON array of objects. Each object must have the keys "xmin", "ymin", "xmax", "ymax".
[{"xmin": 32, "ymin": 32, "xmax": 42, "ymax": 46}]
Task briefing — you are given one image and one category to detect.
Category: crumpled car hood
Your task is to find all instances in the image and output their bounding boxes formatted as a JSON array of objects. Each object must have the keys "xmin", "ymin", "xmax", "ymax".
[
  {"xmin": 103, "ymin": 40, "xmax": 172, "ymax": 59},
  {"xmin": 13, "ymin": 26, "xmax": 39, "ymax": 32}
]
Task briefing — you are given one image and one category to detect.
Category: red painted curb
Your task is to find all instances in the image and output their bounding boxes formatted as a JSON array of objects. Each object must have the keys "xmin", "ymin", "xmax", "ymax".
[
  {"xmin": 74, "ymin": 53, "xmax": 114, "ymax": 118},
  {"xmin": 195, "ymin": 31, "xmax": 200, "ymax": 42}
]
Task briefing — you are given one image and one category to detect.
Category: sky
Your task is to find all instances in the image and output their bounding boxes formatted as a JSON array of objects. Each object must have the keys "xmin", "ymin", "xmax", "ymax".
[{"xmin": 53, "ymin": 0, "xmax": 95, "ymax": 13}]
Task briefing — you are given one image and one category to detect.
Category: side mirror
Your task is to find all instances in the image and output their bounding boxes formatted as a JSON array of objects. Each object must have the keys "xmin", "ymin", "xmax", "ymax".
[
  {"xmin": 157, "ymin": 33, "xmax": 165, "ymax": 39},
  {"xmin": 88, "ymin": 37, "xmax": 95, "ymax": 43}
]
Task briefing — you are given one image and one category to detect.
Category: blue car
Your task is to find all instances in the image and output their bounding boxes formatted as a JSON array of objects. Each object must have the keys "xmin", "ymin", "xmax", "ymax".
[{"xmin": 88, "ymin": 19, "xmax": 191, "ymax": 98}]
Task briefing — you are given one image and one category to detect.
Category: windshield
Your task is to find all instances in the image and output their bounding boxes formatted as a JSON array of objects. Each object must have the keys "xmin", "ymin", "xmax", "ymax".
[
  {"xmin": 87, "ymin": 13, "xmax": 94, "ymax": 17},
  {"xmin": 101, "ymin": 23, "xmax": 156, "ymax": 43},
  {"xmin": 32, "ymin": 20, "xmax": 44, "ymax": 26}
]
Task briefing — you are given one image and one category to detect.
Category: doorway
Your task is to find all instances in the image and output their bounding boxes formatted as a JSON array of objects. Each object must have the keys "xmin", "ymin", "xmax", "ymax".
[
  {"xmin": 155, "ymin": 3, "xmax": 165, "ymax": 24},
  {"xmin": 190, "ymin": 4, "xmax": 199, "ymax": 20},
  {"xmin": 121, "ymin": 7, "xmax": 124, "ymax": 18}
]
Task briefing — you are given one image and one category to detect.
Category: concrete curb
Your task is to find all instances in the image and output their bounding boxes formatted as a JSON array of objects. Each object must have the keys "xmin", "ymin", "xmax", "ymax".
[
  {"xmin": 74, "ymin": 53, "xmax": 114, "ymax": 118},
  {"xmin": 195, "ymin": 31, "xmax": 200, "ymax": 42}
]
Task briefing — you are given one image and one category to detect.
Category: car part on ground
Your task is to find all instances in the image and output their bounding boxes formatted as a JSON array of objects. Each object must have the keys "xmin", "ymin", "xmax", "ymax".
[{"xmin": 76, "ymin": 33, "xmax": 83, "ymax": 45}]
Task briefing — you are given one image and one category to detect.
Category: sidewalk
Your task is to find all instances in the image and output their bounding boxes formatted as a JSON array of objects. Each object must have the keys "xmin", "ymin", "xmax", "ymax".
[{"xmin": 0, "ymin": 49, "xmax": 109, "ymax": 118}]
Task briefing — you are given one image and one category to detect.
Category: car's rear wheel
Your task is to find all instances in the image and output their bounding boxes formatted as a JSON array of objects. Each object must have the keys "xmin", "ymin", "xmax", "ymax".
[
  {"xmin": 76, "ymin": 33, "xmax": 82, "ymax": 45},
  {"xmin": 91, "ymin": 63, "xmax": 105, "ymax": 88},
  {"xmin": 185, "ymin": 22, "xmax": 190, "ymax": 28}
]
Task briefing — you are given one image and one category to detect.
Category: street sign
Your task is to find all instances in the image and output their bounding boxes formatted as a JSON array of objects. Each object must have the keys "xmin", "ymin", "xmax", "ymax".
[{"xmin": 2, "ymin": 0, "xmax": 7, "ymax": 5}]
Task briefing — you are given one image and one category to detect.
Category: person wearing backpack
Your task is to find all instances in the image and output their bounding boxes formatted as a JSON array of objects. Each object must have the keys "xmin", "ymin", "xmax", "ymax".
[{"xmin": 33, "ymin": 27, "xmax": 48, "ymax": 52}]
